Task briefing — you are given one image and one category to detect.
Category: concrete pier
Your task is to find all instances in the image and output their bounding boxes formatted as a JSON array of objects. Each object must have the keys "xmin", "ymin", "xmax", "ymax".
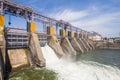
[
  {"xmin": 47, "ymin": 27, "xmax": 65, "ymax": 58},
  {"xmin": 80, "ymin": 32, "xmax": 91, "ymax": 51},
  {"xmin": 70, "ymin": 38, "xmax": 84, "ymax": 53},
  {"xmin": 83, "ymin": 39, "xmax": 92, "ymax": 50},
  {"xmin": 0, "ymin": 15, "xmax": 5, "ymax": 80},
  {"xmin": 87, "ymin": 39, "xmax": 95, "ymax": 49},
  {"xmin": 0, "ymin": 49, "xmax": 4, "ymax": 80},
  {"xmin": 80, "ymin": 39, "xmax": 89, "ymax": 51},
  {"xmin": 29, "ymin": 33, "xmax": 45, "ymax": 67},
  {"xmin": 61, "ymin": 37, "xmax": 76, "ymax": 55},
  {"xmin": 68, "ymin": 31, "xmax": 84, "ymax": 53},
  {"xmin": 48, "ymin": 35, "xmax": 65, "ymax": 58},
  {"xmin": 77, "ymin": 38, "xmax": 86, "ymax": 51},
  {"xmin": 60, "ymin": 29, "xmax": 76, "ymax": 55},
  {"xmin": 0, "ymin": 15, "xmax": 6, "ymax": 65}
]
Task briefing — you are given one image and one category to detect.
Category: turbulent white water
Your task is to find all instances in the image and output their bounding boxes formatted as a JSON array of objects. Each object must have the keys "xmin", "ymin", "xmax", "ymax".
[{"xmin": 41, "ymin": 45, "xmax": 120, "ymax": 80}]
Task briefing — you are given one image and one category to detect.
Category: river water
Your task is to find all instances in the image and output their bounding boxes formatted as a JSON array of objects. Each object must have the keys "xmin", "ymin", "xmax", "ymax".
[
  {"xmin": 8, "ymin": 45, "xmax": 120, "ymax": 80},
  {"xmin": 76, "ymin": 49, "xmax": 120, "ymax": 68}
]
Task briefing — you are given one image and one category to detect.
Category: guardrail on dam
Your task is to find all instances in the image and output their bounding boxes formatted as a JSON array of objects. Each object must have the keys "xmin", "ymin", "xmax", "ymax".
[{"xmin": 0, "ymin": 0, "xmax": 100, "ymax": 80}]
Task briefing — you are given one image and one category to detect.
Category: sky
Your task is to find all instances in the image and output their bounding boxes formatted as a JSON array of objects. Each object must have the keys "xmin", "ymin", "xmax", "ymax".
[{"xmin": 7, "ymin": 0, "xmax": 120, "ymax": 37}]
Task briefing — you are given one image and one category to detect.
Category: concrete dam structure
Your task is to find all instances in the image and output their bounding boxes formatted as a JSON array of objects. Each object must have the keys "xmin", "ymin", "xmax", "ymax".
[{"xmin": 0, "ymin": 0, "xmax": 101, "ymax": 80}]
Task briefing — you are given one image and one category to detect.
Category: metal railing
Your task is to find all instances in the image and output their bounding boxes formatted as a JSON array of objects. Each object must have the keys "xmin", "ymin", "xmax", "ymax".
[
  {"xmin": 5, "ymin": 28, "xmax": 48, "ymax": 49},
  {"xmin": 5, "ymin": 32, "xmax": 29, "ymax": 49}
]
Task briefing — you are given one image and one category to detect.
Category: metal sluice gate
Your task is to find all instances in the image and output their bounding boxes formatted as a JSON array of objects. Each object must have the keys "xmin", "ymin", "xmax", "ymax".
[{"xmin": 5, "ymin": 28, "xmax": 47, "ymax": 49}]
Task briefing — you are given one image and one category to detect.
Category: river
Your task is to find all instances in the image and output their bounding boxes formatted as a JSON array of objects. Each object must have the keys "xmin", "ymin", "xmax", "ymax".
[
  {"xmin": 8, "ymin": 45, "xmax": 120, "ymax": 80},
  {"xmin": 76, "ymin": 49, "xmax": 120, "ymax": 68}
]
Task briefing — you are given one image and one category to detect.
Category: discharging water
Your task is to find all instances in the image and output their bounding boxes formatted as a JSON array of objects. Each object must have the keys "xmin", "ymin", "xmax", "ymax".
[
  {"xmin": 8, "ymin": 45, "xmax": 120, "ymax": 80},
  {"xmin": 41, "ymin": 45, "xmax": 120, "ymax": 80}
]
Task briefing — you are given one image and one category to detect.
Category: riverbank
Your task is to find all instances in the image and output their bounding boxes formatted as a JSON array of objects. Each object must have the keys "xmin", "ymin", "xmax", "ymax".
[{"xmin": 95, "ymin": 41, "xmax": 120, "ymax": 50}]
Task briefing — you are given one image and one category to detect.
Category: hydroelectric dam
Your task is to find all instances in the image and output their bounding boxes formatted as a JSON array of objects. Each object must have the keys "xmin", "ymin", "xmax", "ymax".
[{"xmin": 0, "ymin": 0, "xmax": 120, "ymax": 80}]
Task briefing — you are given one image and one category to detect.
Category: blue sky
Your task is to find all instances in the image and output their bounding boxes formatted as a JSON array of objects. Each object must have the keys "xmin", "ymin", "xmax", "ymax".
[{"xmin": 7, "ymin": 0, "xmax": 120, "ymax": 37}]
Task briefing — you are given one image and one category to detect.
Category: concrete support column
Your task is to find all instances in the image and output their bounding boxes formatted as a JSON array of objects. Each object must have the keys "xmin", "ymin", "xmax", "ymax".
[
  {"xmin": 83, "ymin": 39, "xmax": 92, "ymax": 50},
  {"xmin": 80, "ymin": 32, "xmax": 89, "ymax": 51},
  {"xmin": 76, "ymin": 33, "xmax": 85, "ymax": 52},
  {"xmin": 79, "ymin": 38, "xmax": 89, "ymax": 51},
  {"xmin": 82, "ymin": 32, "xmax": 93, "ymax": 50},
  {"xmin": 47, "ymin": 26, "xmax": 65, "ymax": 58},
  {"xmin": 71, "ymin": 31, "xmax": 74, "ymax": 38},
  {"xmin": 76, "ymin": 33, "xmax": 80, "ymax": 38},
  {"xmin": 0, "ymin": 15, "xmax": 5, "ymax": 62},
  {"xmin": 85, "ymin": 33, "xmax": 93, "ymax": 50},
  {"xmin": 60, "ymin": 29, "xmax": 76, "ymax": 55},
  {"xmin": 29, "ymin": 33, "xmax": 45, "ymax": 67},
  {"xmin": 82, "ymin": 31, "xmax": 85, "ymax": 39},
  {"xmin": 0, "ymin": 15, "xmax": 5, "ymax": 80},
  {"xmin": 71, "ymin": 38, "xmax": 84, "ymax": 53},
  {"xmin": 68, "ymin": 31, "xmax": 84, "ymax": 53},
  {"xmin": 87, "ymin": 39, "xmax": 95, "ymax": 49},
  {"xmin": 28, "ymin": 21, "xmax": 45, "ymax": 67}
]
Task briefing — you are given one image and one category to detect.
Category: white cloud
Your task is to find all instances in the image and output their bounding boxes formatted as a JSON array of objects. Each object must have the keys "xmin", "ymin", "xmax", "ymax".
[
  {"xmin": 70, "ymin": 12, "xmax": 120, "ymax": 37},
  {"xmin": 79, "ymin": 12, "xmax": 120, "ymax": 26},
  {"xmin": 49, "ymin": 8, "xmax": 120, "ymax": 37},
  {"xmin": 49, "ymin": 9, "xmax": 89, "ymax": 21}
]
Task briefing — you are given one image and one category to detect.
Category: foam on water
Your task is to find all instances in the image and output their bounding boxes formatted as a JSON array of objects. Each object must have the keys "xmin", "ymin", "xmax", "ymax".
[{"xmin": 41, "ymin": 45, "xmax": 120, "ymax": 80}]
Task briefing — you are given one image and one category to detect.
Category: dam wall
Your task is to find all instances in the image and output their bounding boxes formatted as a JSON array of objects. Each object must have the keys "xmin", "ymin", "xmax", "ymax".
[{"xmin": 0, "ymin": 0, "xmax": 98, "ymax": 79}]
